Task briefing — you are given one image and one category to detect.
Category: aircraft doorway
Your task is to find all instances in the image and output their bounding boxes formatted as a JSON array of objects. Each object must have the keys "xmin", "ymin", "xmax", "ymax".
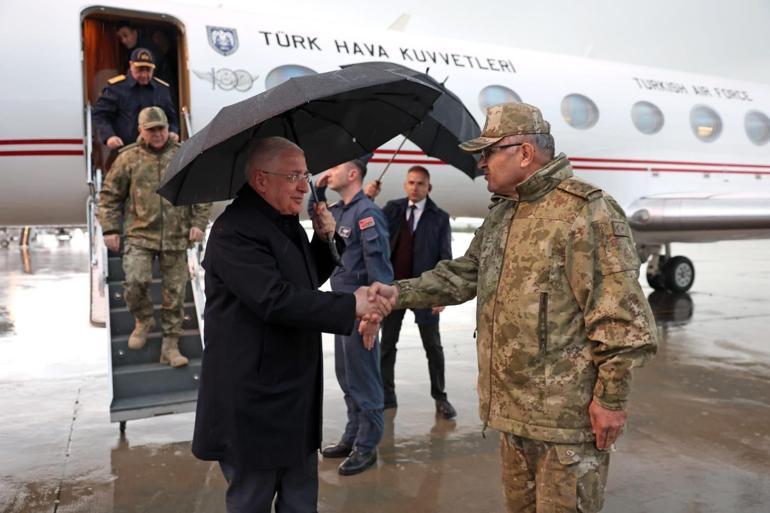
[{"xmin": 81, "ymin": 9, "xmax": 191, "ymax": 171}]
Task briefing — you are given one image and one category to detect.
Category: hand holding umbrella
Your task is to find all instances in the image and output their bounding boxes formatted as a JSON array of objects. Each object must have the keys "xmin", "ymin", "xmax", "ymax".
[{"xmin": 309, "ymin": 176, "xmax": 343, "ymax": 266}]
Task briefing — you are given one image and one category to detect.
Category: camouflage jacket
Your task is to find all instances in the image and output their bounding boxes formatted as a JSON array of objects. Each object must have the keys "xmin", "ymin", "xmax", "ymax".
[
  {"xmin": 97, "ymin": 139, "xmax": 212, "ymax": 251},
  {"xmin": 396, "ymin": 154, "xmax": 657, "ymax": 443}
]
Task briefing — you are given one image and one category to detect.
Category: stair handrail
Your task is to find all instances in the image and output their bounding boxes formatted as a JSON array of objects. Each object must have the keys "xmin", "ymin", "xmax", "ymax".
[{"xmin": 187, "ymin": 224, "xmax": 209, "ymax": 346}]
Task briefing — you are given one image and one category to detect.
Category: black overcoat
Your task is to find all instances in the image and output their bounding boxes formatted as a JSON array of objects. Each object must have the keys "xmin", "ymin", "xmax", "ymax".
[
  {"xmin": 192, "ymin": 185, "xmax": 356, "ymax": 470},
  {"xmin": 382, "ymin": 196, "xmax": 452, "ymax": 324}
]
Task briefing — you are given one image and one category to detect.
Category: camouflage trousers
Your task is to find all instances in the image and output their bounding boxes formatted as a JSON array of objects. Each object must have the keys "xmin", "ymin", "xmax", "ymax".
[
  {"xmin": 123, "ymin": 244, "xmax": 188, "ymax": 337},
  {"xmin": 500, "ymin": 433, "xmax": 610, "ymax": 513}
]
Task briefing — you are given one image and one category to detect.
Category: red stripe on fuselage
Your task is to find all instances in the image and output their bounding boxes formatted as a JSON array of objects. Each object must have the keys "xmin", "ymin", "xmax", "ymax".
[
  {"xmin": 0, "ymin": 139, "xmax": 83, "ymax": 145},
  {"xmin": 0, "ymin": 150, "xmax": 84, "ymax": 157}
]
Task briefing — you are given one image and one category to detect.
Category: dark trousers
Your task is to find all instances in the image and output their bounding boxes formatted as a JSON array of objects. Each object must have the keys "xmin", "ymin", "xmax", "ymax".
[
  {"xmin": 335, "ymin": 321, "xmax": 384, "ymax": 452},
  {"xmin": 219, "ymin": 452, "xmax": 318, "ymax": 513},
  {"xmin": 380, "ymin": 309, "xmax": 447, "ymax": 403}
]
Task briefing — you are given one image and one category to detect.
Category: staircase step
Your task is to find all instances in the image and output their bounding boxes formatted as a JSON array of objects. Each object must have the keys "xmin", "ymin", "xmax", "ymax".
[
  {"xmin": 111, "ymin": 331, "xmax": 203, "ymax": 367},
  {"xmin": 110, "ymin": 390, "xmax": 198, "ymax": 422},
  {"xmin": 108, "ymin": 280, "xmax": 194, "ymax": 309},
  {"xmin": 112, "ymin": 358, "xmax": 202, "ymax": 399},
  {"xmin": 107, "ymin": 256, "xmax": 162, "ymax": 282},
  {"xmin": 109, "ymin": 304, "xmax": 199, "ymax": 337}
]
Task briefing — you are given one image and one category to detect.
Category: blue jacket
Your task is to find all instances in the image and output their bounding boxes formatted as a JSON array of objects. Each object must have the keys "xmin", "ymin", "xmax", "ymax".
[
  {"xmin": 310, "ymin": 188, "xmax": 393, "ymax": 293},
  {"xmin": 383, "ymin": 196, "xmax": 452, "ymax": 324},
  {"xmin": 92, "ymin": 74, "xmax": 179, "ymax": 145}
]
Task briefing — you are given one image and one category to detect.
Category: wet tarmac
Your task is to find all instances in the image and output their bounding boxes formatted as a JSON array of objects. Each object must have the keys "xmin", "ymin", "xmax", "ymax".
[{"xmin": 1, "ymin": 230, "xmax": 769, "ymax": 513}]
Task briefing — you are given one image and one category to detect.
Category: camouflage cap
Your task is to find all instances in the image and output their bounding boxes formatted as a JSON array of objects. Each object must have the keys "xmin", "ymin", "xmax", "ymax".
[
  {"xmin": 129, "ymin": 47, "xmax": 155, "ymax": 68},
  {"xmin": 138, "ymin": 107, "xmax": 168, "ymax": 129},
  {"xmin": 459, "ymin": 102, "xmax": 550, "ymax": 153}
]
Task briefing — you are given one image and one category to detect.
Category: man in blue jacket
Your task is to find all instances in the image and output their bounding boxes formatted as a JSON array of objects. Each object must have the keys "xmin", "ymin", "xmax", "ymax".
[
  {"xmin": 366, "ymin": 166, "xmax": 456, "ymax": 419},
  {"xmin": 310, "ymin": 156, "xmax": 394, "ymax": 476}
]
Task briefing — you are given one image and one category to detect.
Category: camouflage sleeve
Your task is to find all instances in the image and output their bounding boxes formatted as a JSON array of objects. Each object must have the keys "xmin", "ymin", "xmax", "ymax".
[
  {"xmin": 565, "ymin": 195, "xmax": 658, "ymax": 411},
  {"xmin": 396, "ymin": 222, "xmax": 481, "ymax": 309},
  {"xmin": 97, "ymin": 156, "xmax": 131, "ymax": 234},
  {"xmin": 190, "ymin": 202, "xmax": 212, "ymax": 231}
]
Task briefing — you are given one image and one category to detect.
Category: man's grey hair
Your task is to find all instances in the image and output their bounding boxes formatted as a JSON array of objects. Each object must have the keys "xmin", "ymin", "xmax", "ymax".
[
  {"xmin": 525, "ymin": 133, "xmax": 555, "ymax": 161},
  {"xmin": 244, "ymin": 136, "xmax": 303, "ymax": 180}
]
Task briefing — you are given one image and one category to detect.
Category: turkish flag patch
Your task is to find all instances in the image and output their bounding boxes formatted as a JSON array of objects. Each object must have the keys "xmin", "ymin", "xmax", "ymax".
[{"xmin": 358, "ymin": 216, "xmax": 375, "ymax": 230}]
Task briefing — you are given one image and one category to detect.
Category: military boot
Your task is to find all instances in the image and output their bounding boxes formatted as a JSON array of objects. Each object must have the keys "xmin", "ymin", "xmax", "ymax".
[
  {"xmin": 128, "ymin": 318, "xmax": 155, "ymax": 350},
  {"xmin": 160, "ymin": 336, "xmax": 189, "ymax": 367}
]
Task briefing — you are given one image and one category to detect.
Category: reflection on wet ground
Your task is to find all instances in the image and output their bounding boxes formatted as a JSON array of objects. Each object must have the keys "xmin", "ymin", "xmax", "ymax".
[{"xmin": 1, "ymin": 233, "xmax": 769, "ymax": 512}]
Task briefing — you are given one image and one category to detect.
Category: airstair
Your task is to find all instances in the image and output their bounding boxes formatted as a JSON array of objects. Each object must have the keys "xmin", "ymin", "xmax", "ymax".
[{"xmin": 105, "ymin": 247, "xmax": 205, "ymax": 431}]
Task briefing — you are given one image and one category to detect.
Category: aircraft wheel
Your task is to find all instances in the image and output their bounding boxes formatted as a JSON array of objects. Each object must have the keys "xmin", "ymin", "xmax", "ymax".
[
  {"xmin": 119, "ymin": 421, "xmax": 126, "ymax": 433},
  {"xmin": 646, "ymin": 271, "xmax": 666, "ymax": 290},
  {"xmin": 663, "ymin": 256, "xmax": 695, "ymax": 293}
]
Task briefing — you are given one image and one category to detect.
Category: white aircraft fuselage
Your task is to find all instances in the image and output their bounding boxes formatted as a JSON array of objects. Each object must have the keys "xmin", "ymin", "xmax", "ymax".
[{"xmin": 1, "ymin": 0, "xmax": 769, "ymax": 253}]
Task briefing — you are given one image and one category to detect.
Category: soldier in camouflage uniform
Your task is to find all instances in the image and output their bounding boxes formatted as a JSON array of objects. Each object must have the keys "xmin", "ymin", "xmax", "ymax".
[
  {"xmin": 98, "ymin": 106, "xmax": 211, "ymax": 368},
  {"xmin": 368, "ymin": 103, "xmax": 658, "ymax": 512}
]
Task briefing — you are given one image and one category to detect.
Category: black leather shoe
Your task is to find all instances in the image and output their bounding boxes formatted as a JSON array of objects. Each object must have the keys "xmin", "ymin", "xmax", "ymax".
[
  {"xmin": 321, "ymin": 441, "xmax": 352, "ymax": 459},
  {"xmin": 436, "ymin": 399, "xmax": 457, "ymax": 419},
  {"xmin": 338, "ymin": 449, "xmax": 377, "ymax": 476}
]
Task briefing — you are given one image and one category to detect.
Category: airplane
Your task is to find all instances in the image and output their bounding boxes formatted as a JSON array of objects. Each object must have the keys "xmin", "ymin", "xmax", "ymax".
[{"xmin": 2, "ymin": 0, "xmax": 770, "ymax": 297}]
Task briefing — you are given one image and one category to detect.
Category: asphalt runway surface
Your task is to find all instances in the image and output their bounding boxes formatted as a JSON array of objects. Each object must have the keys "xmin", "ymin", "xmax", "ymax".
[{"xmin": 0, "ymin": 230, "xmax": 768, "ymax": 512}]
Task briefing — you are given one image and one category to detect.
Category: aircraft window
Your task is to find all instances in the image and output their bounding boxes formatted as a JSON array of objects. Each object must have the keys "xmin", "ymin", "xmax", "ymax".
[
  {"xmin": 690, "ymin": 105, "xmax": 722, "ymax": 142},
  {"xmin": 478, "ymin": 85, "xmax": 521, "ymax": 113},
  {"xmin": 265, "ymin": 65, "xmax": 317, "ymax": 89},
  {"xmin": 631, "ymin": 101, "xmax": 664, "ymax": 135},
  {"xmin": 745, "ymin": 110, "xmax": 770, "ymax": 145},
  {"xmin": 561, "ymin": 94, "xmax": 599, "ymax": 129}
]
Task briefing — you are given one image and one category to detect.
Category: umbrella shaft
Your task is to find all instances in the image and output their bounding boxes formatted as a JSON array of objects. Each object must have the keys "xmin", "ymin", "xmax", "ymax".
[{"xmin": 377, "ymin": 133, "xmax": 410, "ymax": 182}]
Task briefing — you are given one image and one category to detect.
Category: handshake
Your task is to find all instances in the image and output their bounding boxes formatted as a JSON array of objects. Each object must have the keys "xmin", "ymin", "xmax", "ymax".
[{"xmin": 352, "ymin": 282, "xmax": 399, "ymax": 350}]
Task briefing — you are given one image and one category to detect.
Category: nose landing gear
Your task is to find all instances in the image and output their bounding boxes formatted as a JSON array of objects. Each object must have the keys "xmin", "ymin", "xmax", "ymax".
[{"xmin": 645, "ymin": 245, "xmax": 695, "ymax": 293}]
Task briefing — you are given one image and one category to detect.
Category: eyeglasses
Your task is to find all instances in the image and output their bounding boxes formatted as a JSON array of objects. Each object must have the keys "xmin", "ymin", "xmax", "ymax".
[
  {"xmin": 480, "ymin": 143, "xmax": 523, "ymax": 161},
  {"xmin": 260, "ymin": 170, "xmax": 312, "ymax": 184}
]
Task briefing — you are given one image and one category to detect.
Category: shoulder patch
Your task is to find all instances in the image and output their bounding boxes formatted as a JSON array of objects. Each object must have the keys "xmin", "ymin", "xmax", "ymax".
[
  {"xmin": 107, "ymin": 74, "xmax": 126, "ymax": 85},
  {"xmin": 557, "ymin": 177, "xmax": 602, "ymax": 200},
  {"xmin": 117, "ymin": 142, "xmax": 139, "ymax": 154},
  {"xmin": 612, "ymin": 220, "xmax": 631, "ymax": 237},
  {"xmin": 153, "ymin": 77, "xmax": 170, "ymax": 87},
  {"xmin": 358, "ymin": 216, "xmax": 375, "ymax": 230}
]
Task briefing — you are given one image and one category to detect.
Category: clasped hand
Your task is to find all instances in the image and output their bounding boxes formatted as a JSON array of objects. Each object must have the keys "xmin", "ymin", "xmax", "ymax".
[{"xmin": 353, "ymin": 283, "xmax": 399, "ymax": 350}]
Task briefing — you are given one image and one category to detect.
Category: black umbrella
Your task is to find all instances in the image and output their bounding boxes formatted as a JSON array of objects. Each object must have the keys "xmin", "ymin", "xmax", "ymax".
[
  {"xmin": 341, "ymin": 61, "xmax": 481, "ymax": 179},
  {"xmin": 158, "ymin": 63, "xmax": 442, "ymax": 206}
]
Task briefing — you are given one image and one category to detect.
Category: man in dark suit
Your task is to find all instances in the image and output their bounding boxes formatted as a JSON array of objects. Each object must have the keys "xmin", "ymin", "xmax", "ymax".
[
  {"xmin": 192, "ymin": 137, "xmax": 391, "ymax": 513},
  {"xmin": 365, "ymin": 166, "xmax": 456, "ymax": 419}
]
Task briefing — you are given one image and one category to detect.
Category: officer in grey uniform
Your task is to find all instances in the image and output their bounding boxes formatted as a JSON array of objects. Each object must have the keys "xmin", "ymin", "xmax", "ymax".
[{"xmin": 309, "ymin": 155, "xmax": 393, "ymax": 476}]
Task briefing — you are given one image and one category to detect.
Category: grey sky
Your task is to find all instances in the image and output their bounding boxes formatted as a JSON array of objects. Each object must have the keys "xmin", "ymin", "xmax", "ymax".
[{"xmin": 179, "ymin": 0, "xmax": 770, "ymax": 84}]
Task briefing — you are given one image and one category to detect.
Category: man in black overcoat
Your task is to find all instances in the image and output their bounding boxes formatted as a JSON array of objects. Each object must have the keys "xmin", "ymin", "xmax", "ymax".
[{"xmin": 192, "ymin": 136, "xmax": 391, "ymax": 513}]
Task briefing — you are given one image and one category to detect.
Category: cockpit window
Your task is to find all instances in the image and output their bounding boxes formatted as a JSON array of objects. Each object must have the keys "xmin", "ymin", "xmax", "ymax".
[
  {"xmin": 561, "ymin": 94, "xmax": 599, "ymax": 129},
  {"xmin": 745, "ymin": 110, "xmax": 770, "ymax": 145},
  {"xmin": 631, "ymin": 101, "xmax": 664, "ymax": 135},
  {"xmin": 478, "ymin": 85, "xmax": 521, "ymax": 114},
  {"xmin": 690, "ymin": 105, "xmax": 722, "ymax": 142},
  {"xmin": 265, "ymin": 65, "xmax": 317, "ymax": 89}
]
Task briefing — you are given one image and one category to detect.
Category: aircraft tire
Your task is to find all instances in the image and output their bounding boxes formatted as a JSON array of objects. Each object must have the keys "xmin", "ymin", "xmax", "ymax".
[
  {"xmin": 646, "ymin": 271, "xmax": 666, "ymax": 290},
  {"xmin": 663, "ymin": 255, "xmax": 695, "ymax": 293}
]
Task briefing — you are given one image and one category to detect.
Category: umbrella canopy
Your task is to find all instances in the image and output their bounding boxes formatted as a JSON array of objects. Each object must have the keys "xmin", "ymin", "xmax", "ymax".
[
  {"xmin": 342, "ymin": 62, "xmax": 482, "ymax": 178},
  {"xmin": 158, "ymin": 63, "xmax": 441, "ymax": 205}
]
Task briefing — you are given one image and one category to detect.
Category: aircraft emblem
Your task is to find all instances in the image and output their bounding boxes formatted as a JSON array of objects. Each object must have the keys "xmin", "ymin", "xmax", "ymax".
[
  {"xmin": 207, "ymin": 26, "xmax": 239, "ymax": 56},
  {"xmin": 193, "ymin": 68, "xmax": 259, "ymax": 92}
]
